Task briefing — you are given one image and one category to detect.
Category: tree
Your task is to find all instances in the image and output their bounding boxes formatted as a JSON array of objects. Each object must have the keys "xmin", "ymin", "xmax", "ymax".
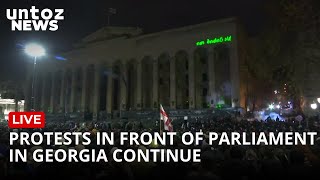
[{"xmin": 247, "ymin": 0, "xmax": 320, "ymax": 111}]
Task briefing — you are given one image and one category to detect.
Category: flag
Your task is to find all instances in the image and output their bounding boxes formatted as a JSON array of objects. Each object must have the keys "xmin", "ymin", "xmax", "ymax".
[{"xmin": 160, "ymin": 104, "xmax": 173, "ymax": 132}]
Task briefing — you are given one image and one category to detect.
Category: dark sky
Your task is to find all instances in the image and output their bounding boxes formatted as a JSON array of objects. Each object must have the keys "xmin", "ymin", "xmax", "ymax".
[{"xmin": 0, "ymin": 0, "xmax": 265, "ymax": 82}]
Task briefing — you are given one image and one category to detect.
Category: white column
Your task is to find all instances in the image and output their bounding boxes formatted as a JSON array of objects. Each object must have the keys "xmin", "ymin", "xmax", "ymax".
[
  {"xmin": 81, "ymin": 66, "xmax": 88, "ymax": 112},
  {"xmin": 170, "ymin": 55, "xmax": 176, "ymax": 109},
  {"xmin": 188, "ymin": 50, "xmax": 195, "ymax": 109},
  {"xmin": 59, "ymin": 69, "xmax": 66, "ymax": 112},
  {"xmin": 136, "ymin": 60, "xmax": 142, "ymax": 109},
  {"xmin": 152, "ymin": 59, "xmax": 159, "ymax": 108},
  {"xmin": 208, "ymin": 48, "xmax": 216, "ymax": 107},
  {"xmin": 120, "ymin": 63, "xmax": 127, "ymax": 110},
  {"xmin": 93, "ymin": 65, "xmax": 101, "ymax": 120},
  {"xmin": 34, "ymin": 70, "xmax": 42, "ymax": 111},
  {"xmin": 229, "ymin": 42, "xmax": 240, "ymax": 107},
  {"xmin": 106, "ymin": 73, "xmax": 113, "ymax": 114},
  {"xmin": 49, "ymin": 72, "xmax": 56, "ymax": 113},
  {"xmin": 69, "ymin": 68, "xmax": 77, "ymax": 112},
  {"xmin": 40, "ymin": 72, "xmax": 47, "ymax": 112}
]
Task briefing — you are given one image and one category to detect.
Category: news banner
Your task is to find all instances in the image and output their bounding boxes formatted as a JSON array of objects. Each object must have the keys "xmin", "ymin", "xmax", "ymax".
[{"xmin": 8, "ymin": 111, "xmax": 318, "ymax": 163}]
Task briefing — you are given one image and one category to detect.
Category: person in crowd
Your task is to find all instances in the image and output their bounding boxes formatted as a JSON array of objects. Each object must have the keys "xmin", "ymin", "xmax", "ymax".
[{"xmin": 0, "ymin": 113, "xmax": 319, "ymax": 179}]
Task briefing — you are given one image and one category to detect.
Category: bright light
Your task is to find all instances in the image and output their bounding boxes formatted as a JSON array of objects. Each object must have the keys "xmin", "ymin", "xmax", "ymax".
[
  {"xmin": 311, "ymin": 103, "xmax": 317, "ymax": 110},
  {"xmin": 276, "ymin": 105, "xmax": 280, "ymax": 109},
  {"xmin": 25, "ymin": 43, "xmax": 45, "ymax": 57},
  {"xmin": 4, "ymin": 109, "xmax": 9, "ymax": 115},
  {"xmin": 317, "ymin": 98, "xmax": 320, "ymax": 104},
  {"xmin": 274, "ymin": 90, "xmax": 278, "ymax": 94},
  {"xmin": 269, "ymin": 104, "xmax": 274, "ymax": 110}
]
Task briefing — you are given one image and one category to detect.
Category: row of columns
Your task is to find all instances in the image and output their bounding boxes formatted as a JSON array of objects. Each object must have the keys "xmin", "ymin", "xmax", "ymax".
[{"xmin": 27, "ymin": 46, "xmax": 240, "ymax": 115}]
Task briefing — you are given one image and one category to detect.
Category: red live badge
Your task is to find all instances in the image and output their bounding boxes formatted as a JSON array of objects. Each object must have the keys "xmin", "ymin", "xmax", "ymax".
[{"xmin": 8, "ymin": 112, "xmax": 45, "ymax": 128}]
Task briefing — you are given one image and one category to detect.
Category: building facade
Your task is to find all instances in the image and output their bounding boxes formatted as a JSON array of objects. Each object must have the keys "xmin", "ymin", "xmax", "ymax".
[
  {"xmin": 0, "ymin": 81, "xmax": 25, "ymax": 121},
  {"xmin": 24, "ymin": 18, "xmax": 248, "ymax": 119}
]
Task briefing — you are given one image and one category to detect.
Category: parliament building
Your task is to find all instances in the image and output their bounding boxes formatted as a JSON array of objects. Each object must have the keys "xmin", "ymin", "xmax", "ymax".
[{"xmin": 24, "ymin": 17, "xmax": 248, "ymax": 119}]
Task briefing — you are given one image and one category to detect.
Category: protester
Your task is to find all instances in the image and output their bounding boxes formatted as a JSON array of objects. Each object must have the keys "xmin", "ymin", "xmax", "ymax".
[{"xmin": 0, "ymin": 115, "xmax": 319, "ymax": 179}]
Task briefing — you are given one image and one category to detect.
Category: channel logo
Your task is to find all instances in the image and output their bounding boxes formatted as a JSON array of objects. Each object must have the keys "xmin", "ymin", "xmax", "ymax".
[
  {"xmin": 8, "ymin": 112, "xmax": 45, "ymax": 129},
  {"xmin": 6, "ymin": 6, "xmax": 64, "ymax": 31}
]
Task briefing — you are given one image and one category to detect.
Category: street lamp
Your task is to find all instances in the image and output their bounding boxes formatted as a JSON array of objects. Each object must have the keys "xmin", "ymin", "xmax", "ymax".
[
  {"xmin": 25, "ymin": 43, "xmax": 46, "ymax": 111},
  {"xmin": 317, "ymin": 98, "xmax": 320, "ymax": 104}
]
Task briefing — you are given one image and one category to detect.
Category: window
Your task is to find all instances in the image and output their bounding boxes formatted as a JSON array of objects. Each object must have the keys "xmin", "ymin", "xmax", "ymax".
[
  {"xmin": 202, "ymin": 73, "xmax": 208, "ymax": 81},
  {"xmin": 202, "ymin": 88, "xmax": 207, "ymax": 96},
  {"xmin": 200, "ymin": 58, "xmax": 206, "ymax": 64},
  {"xmin": 159, "ymin": 64, "xmax": 163, "ymax": 70},
  {"xmin": 159, "ymin": 78, "xmax": 163, "ymax": 85}
]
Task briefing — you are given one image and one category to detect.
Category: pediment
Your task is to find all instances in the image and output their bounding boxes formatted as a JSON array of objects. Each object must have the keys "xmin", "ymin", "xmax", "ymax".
[{"xmin": 81, "ymin": 26, "xmax": 143, "ymax": 44}]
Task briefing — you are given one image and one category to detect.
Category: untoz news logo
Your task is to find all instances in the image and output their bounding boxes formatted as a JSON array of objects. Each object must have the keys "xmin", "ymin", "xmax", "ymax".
[{"xmin": 6, "ymin": 6, "xmax": 64, "ymax": 31}]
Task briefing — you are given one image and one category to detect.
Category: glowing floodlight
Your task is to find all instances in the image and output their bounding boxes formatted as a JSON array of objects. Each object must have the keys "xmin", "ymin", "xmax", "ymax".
[
  {"xmin": 310, "ymin": 103, "xmax": 317, "ymax": 110},
  {"xmin": 25, "ymin": 43, "xmax": 45, "ymax": 57}
]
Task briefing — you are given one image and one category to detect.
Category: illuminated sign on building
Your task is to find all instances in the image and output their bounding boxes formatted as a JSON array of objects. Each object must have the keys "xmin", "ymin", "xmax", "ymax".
[{"xmin": 196, "ymin": 35, "xmax": 232, "ymax": 46}]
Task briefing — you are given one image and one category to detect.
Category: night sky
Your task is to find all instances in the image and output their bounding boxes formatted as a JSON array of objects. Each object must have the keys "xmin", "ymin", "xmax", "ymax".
[{"xmin": 0, "ymin": 0, "xmax": 264, "ymax": 82}]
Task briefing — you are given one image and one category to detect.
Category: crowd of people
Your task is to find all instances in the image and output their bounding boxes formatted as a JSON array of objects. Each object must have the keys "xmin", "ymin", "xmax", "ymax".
[{"xmin": 0, "ymin": 115, "xmax": 320, "ymax": 179}]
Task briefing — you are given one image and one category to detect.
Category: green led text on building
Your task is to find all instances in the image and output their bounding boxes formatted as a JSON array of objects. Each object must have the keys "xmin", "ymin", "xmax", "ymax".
[{"xmin": 196, "ymin": 35, "xmax": 232, "ymax": 46}]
